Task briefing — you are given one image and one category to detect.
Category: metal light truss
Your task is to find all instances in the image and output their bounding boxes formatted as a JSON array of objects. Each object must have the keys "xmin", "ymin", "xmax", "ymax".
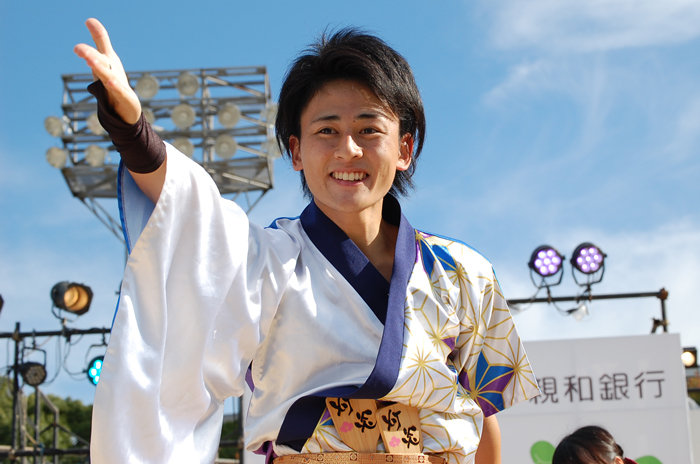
[{"xmin": 48, "ymin": 66, "xmax": 278, "ymax": 242}]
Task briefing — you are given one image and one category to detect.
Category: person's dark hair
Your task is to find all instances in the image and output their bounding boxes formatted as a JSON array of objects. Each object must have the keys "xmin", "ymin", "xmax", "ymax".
[
  {"xmin": 552, "ymin": 426, "xmax": 624, "ymax": 464},
  {"xmin": 275, "ymin": 27, "xmax": 426, "ymax": 199}
]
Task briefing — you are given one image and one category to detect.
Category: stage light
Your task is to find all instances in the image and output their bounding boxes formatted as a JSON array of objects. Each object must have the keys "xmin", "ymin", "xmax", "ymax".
[
  {"xmin": 44, "ymin": 116, "xmax": 65, "ymax": 137},
  {"xmin": 263, "ymin": 102, "xmax": 277, "ymax": 123},
  {"xmin": 529, "ymin": 245, "xmax": 564, "ymax": 277},
  {"xmin": 683, "ymin": 347, "xmax": 697, "ymax": 368},
  {"xmin": 135, "ymin": 74, "xmax": 160, "ymax": 100},
  {"xmin": 142, "ymin": 107, "xmax": 155, "ymax": 125},
  {"xmin": 172, "ymin": 137, "xmax": 195, "ymax": 158},
  {"xmin": 218, "ymin": 103, "xmax": 241, "ymax": 128},
  {"xmin": 85, "ymin": 145, "xmax": 107, "ymax": 167},
  {"xmin": 50, "ymin": 281, "xmax": 93, "ymax": 316},
  {"xmin": 86, "ymin": 356, "xmax": 104, "ymax": 386},
  {"xmin": 263, "ymin": 137, "xmax": 281, "ymax": 159},
  {"xmin": 46, "ymin": 147, "xmax": 68, "ymax": 169},
  {"xmin": 177, "ymin": 72, "xmax": 199, "ymax": 97},
  {"xmin": 571, "ymin": 243, "xmax": 606, "ymax": 275},
  {"xmin": 86, "ymin": 112, "xmax": 105, "ymax": 135},
  {"xmin": 215, "ymin": 134, "xmax": 238, "ymax": 159},
  {"xmin": 19, "ymin": 362, "xmax": 47, "ymax": 387},
  {"xmin": 172, "ymin": 104, "xmax": 196, "ymax": 129}
]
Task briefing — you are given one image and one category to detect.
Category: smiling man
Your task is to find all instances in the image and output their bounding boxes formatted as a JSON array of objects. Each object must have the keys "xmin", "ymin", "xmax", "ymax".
[{"xmin": 74, "ymin": 19, "xmax": 539, "ymax": 464}]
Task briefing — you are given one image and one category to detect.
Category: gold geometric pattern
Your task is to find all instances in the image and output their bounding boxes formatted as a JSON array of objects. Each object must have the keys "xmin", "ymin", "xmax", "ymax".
[{"xmin": 304, "ymin": 232, "xmax": 539, "ymax": 464}]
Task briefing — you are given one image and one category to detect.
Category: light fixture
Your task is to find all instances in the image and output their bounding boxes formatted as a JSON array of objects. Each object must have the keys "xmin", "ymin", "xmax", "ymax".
[
  {"xmin": 85, "ymin": 145, "xmax": 107, "ymax": 167},
  {"xmin": 142, "ymin": 107, "xmax": 155, "ymax": 125},
  {"xmin": 571, "ymin": 242, "xmax": 605, "ymax": 274},
  {"xmin": 218, "ymin": 103, "xmax": 241, "ymax": 128},
  {"xmin": 172, "ymin": 137, "xmax": 195, "ymax": 158},
  {"xmin": 172, "ymin": 104, "xmax": 196, "ymax": 129},
  {"xmin": 46, "ymin": 147, "xmax": 68, "ymax": 169},
  {"xmin": 682, "ymin": 347, "xmax": 697, "ymax": 368},
  {"xmin": 263, "ymin": 102, "xmax": 278, "ymax": 123},
  {"xmin": 529, "ymin": 245, "xmax": 564, "ymax": 277},
  {"xmin": 19, "ymin": 362, "xmax": 47, "ymax": 387},
  {"xmin": 177, "ymin": 72, "xmax": 199, "ymax": 97},
  {"xmin": 86, "ymin": 356, "xmax": 104, "ymax": 386},
  {"xmin": 135, "ymin": 74, "xmax": 160, "ymax": 100},
  {"xmin": 215, "ymin": 134, "xmax": 238, "ymax": 159},
  {"xmin": 570, "ymin": 242, "xmax": 606, "ymax": 287},
  {"xmin": 86, "ymin": 112, "xmax": 105, "ymax": 135},
  {"xmin": 50, "ymin": 281, "xmax": 93, "ymax": 316},
  {"xmin": 263, "ymin": 137, "xmax": 281, "ymax": 159},
  {"xmin": 44, "ymin": 116, "xmax": 64, "ymax": 137}
]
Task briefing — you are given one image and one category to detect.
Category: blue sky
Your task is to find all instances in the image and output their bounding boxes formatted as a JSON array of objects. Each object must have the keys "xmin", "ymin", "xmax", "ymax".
[{"xmin": 1, "ymin": 0, "xmax": 699, "ymax": 404}]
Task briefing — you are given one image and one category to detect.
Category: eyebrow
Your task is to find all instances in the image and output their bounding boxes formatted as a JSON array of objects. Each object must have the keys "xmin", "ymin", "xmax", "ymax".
[{"xmin": 311, "ymin": 112, "xmax": 386, "ymax": 124}]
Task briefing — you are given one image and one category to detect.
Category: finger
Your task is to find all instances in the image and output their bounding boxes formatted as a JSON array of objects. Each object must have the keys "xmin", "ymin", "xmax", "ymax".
[
  {"xmin": 74, "ymin": 44, "xmax": 113, "ymax": 82},
  {"xmin": 85, "ymin": 18, "xmax": 114, "ymax": 55}
]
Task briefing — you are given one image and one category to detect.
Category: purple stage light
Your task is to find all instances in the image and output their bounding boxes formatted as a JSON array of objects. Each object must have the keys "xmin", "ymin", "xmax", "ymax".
[
  {"xmin": 529, "ymin": 245, "xmax": 564, "ymax": 277},
  {"xmin": 571, "ymin": 243, "xmax": 606, "ymax": 275}
]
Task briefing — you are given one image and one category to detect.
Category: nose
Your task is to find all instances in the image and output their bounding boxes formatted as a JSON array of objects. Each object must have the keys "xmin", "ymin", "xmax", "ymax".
[{"xmin": 334, "ymin": 134, "xmax": 362, "ymax": 160}]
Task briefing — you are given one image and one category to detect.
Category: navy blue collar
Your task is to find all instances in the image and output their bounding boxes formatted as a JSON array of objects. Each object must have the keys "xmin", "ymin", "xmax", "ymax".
[{"xmin": 300, "ymin": 195, "xmax": 413, "ymax": 324}]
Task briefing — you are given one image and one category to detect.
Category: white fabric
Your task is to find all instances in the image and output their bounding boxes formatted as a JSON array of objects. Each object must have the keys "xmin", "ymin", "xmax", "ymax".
[{"xmin": 92, "ymin": 146, "xmax": 539, "ymax": 464}]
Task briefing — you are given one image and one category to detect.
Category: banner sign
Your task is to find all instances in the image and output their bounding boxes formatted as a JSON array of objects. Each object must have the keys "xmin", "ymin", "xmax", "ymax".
[{"xmin": 497, "ymin": 333, "xmax": 693, "ymax": 464}]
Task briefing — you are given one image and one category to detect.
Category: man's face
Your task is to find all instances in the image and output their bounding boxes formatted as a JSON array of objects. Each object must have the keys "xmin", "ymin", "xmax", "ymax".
[{"xmin": 289, "ymin": 80, "xmax": 412, "ymax": 223}]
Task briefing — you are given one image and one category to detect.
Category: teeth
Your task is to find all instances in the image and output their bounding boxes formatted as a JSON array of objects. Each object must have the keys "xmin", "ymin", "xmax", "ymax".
[{"xmin": 333, "ymin": 172, "xmax": 365, "ymax": 181}]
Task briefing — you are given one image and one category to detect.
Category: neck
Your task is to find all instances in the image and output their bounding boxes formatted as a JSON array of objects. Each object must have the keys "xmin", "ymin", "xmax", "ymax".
[{"xmin": 314, "ymin": 198, "xmax": 398, "ymax": 281}]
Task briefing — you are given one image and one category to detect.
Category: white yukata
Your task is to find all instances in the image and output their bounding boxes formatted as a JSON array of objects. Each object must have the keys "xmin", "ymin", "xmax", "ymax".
[{"xmin": 91, "ymin": 145, "xmax": 540, "ymax": 464}]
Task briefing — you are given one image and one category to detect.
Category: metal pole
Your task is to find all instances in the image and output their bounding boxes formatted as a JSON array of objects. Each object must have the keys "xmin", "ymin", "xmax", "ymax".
[
  {"xmin": 34, "ymin": 387, "xmax": 40, "ymax": 464},
  {"xmin": 11, "ymin": 322, "xmax": 20, "ymax": 452}
]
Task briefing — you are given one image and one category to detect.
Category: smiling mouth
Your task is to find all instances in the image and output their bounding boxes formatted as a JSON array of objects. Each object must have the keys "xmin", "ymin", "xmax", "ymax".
[{"xmin": 331, "ymin": 172, "xmax": 367, "ymax": 181}]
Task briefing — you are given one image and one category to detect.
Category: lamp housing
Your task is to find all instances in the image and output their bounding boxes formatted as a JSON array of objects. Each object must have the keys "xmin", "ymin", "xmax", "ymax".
[
  {"xmin": 19, "ymin": 362, "xmax": 47, "ymax": 387},
  {"xmin": 87, "ymin": 356, "xmax": 104, "ymax": 385},
  {"xmin": 683, "ymin": 347, "xmax": 697, "ymax": 368},
  {"xmin": 51, "ymin": 281, "xmax": 93, "ymax": 316}
]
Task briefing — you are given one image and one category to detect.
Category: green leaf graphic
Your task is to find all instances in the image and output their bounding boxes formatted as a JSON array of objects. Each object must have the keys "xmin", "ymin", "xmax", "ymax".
[
  {"xmin": 635, "ymin": 457, "xmax": 662, "ymax": 464},
  {"xmin": 530, "ymin": 441, "xmax": 555, "ymax": 464}
]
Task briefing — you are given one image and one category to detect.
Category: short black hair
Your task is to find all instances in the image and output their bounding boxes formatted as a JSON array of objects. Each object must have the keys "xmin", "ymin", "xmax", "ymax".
[
  {"xmin": 275, "ymin": 27, "xmax": 426, "ymax": 198},
  {"xmin": 552, "ymin": 426, "xmax": 625, "ymax": 464}
]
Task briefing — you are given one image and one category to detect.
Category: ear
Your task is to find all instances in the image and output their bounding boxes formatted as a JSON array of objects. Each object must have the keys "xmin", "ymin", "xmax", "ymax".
[
  {"xmin": 289, "ymin": 135, "xmax": 303, "ymax": 171},
  {"xmin": 396, "ymin": 133, "xmax": 413, "ymax": 172},
  {"xmin": 613, "ymin": 457, "xmax": 624, "ymax": 464}
]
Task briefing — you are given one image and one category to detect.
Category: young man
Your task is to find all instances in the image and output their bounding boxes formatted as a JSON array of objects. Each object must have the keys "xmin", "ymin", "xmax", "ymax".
[{"xmin": 75, "ymin": 18, "xmax": 539, "ymax": 464}]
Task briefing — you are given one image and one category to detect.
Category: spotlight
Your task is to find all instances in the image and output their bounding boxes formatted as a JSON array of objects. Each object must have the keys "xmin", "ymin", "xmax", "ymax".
[
  {"xmin": 571, "ymin": 242, "xmax": 606, "ymax": 275},
  {"xmin": 85, "ymin": 145, "xmax": 107, "ymax": 167},
  {"xmin": 177, "ymin": 72, "xmax": 199, "ymax": 97},
  {"xmin": 135, "ymin": 74, "xmax": 160, "ymax": 100},
  {"xmin": 50, "ymin": 281, "xmax": 93, "ymax": 316},
  {"xmin": 19, "ymin": 362, "xmax": 47, "ymax": 387},
  {"xmin": 172, "ymin": 104, "xmax": 196, "ymax": 129},
  {"xmin": 263, "ymin": 102, "xmax": 277, "ymax": 123},
  {"xmin": 218, "ymin": 103, "xmax": 241, "ymax": 128},
  {"xmin": 172, "ymin": 137, "xmax": 195, "ymax": 158},
  {"xmin": 46, "ymin": 147, "xmax": 68, "ymax": 169},
  {"xmin": 263, "ymin": 137, "xmax": 281, "ymax": 159},
  {"xmin": 683, "ymin": 347, "xmax": 697, "ymax": 368},
  {"xmin": 142, "ymin": 107, "xmax": 155, "ymax": 125},
  {"xmin": 215, "ymin": 134, "xmax": 238, "ymax": 159},
  {"xmin": 86, "ymin": 112, "xmax": 105, "ymax": 135},
  {"xmin": 529, "ymin": 245, "xmax": 564, "ymax": 277},
  {"xmin": 44, "ymin": 116, "xmax": 65, "ymax": 137},
  {"xmin": 86, "ymin": 356, "xmax": 104, "ymax": 386},
  {"xmin": 0, "ymin": 294, "xmax": 3, "ymax": 315}
]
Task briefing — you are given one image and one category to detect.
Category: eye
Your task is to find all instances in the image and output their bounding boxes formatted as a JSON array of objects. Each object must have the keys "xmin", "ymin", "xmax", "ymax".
[
  {"xmin": 318, "ymin": 127, "xmax": 335, "ymax": 134},
  {"xmin": 360, "ymin": 127, "xmax": 379, "ymax": 134}
]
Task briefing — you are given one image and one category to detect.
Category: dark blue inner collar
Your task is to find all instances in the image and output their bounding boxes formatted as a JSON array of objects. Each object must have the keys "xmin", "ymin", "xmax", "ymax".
[{"xmin": 299, "ymin": 194, "xmax": 413, "ymax": 325}]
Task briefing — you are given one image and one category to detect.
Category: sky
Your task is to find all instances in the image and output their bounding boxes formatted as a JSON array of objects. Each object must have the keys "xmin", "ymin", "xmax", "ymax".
[{"xmin": 0, "ymin": 0, "xmax": 698, "ymax": 406}]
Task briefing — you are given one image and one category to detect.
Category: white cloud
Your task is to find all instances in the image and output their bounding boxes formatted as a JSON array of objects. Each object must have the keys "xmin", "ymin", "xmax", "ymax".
[
  {"xmin": 665, "ymin": 94, "xmax": 700, "ymax": 161},
  {"xmin": 486, "ymin": 0, "xmax": 700, "ymax": 52}
]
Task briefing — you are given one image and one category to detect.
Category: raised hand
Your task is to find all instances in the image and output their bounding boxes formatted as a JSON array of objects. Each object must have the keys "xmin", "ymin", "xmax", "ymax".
[{"xmin": 74, "ymin": 18, "xmax": 141, "ymax": 125}]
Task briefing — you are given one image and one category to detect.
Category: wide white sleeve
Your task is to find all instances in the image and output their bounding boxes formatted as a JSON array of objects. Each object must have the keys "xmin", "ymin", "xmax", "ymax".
[{"xmin": 91, "ymin": 145, "xmax": 300, "ymax": 464}]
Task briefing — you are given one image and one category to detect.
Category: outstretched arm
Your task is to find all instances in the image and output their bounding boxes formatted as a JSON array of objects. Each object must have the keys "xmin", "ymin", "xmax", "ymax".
[{"xmin": 74, "ymin": 18, "xmax": 165, "ymax": 203}]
